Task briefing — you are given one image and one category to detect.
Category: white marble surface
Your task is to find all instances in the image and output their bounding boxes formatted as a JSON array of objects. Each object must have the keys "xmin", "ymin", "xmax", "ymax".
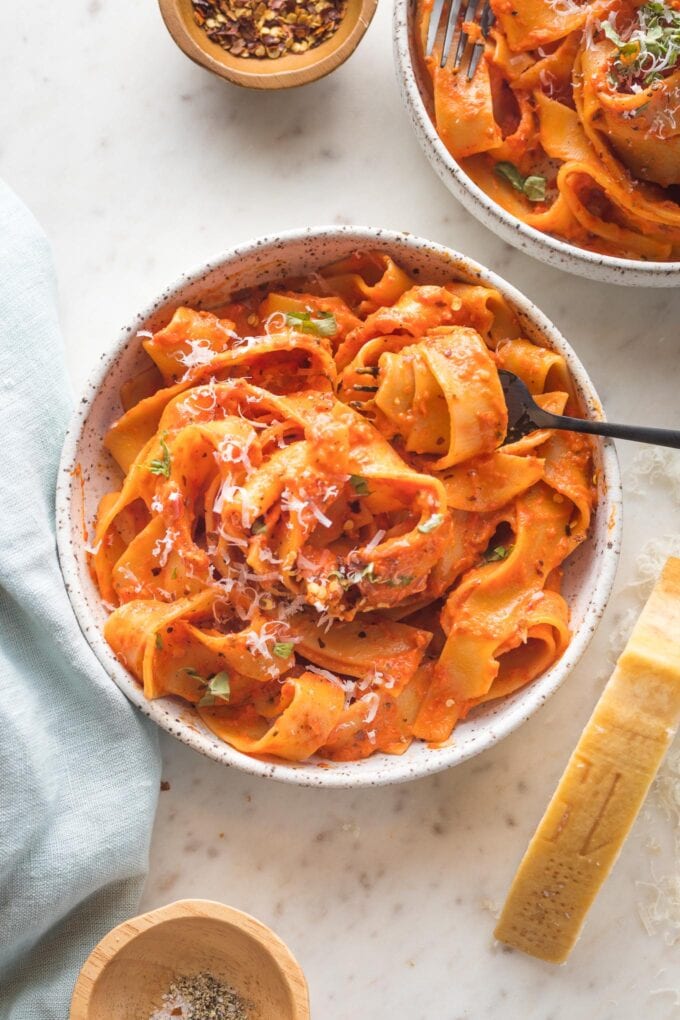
[{"xmin": 5, "ymin": 1, "xmax": 680, "ymax": 1017}]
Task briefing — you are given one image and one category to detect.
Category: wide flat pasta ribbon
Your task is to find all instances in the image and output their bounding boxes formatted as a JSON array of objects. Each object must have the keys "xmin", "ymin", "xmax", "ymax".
[
  {"xmin": 199, "ymin": 671, "xmax": 346, "ymax": 762},
  {"xmin": 317, "ymin": 251, "xmax": 414, "ymax": 316},
  {"xmin": 93, "ymin": 253, "xmax": 595, "ymax": 763},
  {"xmin": 413, "ymin": 482, "xmax": 577, "ymax": 741},
  {"xmin": 373, "ymin": 327, "xmax": 508, "ymax": 468},
  {"xmin": 335, "ymin": 286, "xmax": 463, "ymax": 371},
  {"xmin": 420, "ymin": 0, "xmax": 680, "ymax": 261},
  {"xmin": 105, "ymin": 310, "xmax": 337, "ymax": 471}
]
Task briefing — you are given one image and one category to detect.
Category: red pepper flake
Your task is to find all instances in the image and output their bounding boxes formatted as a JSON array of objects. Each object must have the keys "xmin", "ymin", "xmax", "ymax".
[{"xmin": 192, "ymin": 0, "xmax": 348, "ymax": 59}]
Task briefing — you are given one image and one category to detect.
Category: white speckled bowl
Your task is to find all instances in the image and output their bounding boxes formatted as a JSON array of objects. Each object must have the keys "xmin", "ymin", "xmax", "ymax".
[
  {"xmin": 56, "ymin": 226, "xmax": 622, "ymax": 787},
  {"xmin": 393, "ymin": 0, "xmax": 680, "ymax": 287}
]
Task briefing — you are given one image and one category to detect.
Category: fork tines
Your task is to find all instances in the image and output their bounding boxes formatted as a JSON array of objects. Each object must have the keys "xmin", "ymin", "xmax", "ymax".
[{"xmin": 425, "ymin": 0, "xmax": 495, "ymax": 80}]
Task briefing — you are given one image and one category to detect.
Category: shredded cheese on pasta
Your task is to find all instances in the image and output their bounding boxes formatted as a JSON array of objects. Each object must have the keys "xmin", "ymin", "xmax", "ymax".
[
  {"xmin": 418, "ymin": 0, "xmax": 680, "ymax": 261},
  {"xmin": 90, "ymin": 251, "xmax": 595, "ymax": 763}
]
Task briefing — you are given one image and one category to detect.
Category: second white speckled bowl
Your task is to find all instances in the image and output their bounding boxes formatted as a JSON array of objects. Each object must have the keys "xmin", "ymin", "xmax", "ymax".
[
  {"xmin": 56, "ymin": 226, "xmax": 622, "ymax": 787},
  {"xmin": 393, "ymin": 0, "xmax": 680, "ymax": 288}
]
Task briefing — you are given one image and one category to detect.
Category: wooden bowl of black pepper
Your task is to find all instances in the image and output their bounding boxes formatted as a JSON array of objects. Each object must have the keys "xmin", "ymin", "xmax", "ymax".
[
  {"xmin": 69, "ymin": 899, "xmax": 310, "ymax": 1020},
  {"xmin": 158, "ymin": 0, "xmax": 378, "ymax": 89}
]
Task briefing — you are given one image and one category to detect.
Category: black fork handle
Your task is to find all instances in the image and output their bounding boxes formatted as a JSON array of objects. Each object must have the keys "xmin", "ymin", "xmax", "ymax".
[{"xmin": 540, "ymin": 411, "xmax": 680, "ymax": 451}]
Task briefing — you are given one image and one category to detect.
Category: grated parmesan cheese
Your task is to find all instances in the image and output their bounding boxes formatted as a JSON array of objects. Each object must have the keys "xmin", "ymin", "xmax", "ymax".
[
  {"xmin": 627, "ymin": 447, "xmax": 680, "ymax": 503},
  {"xmin": 364, "ymin": 529, "xmax": 386, "ymax": 553},
  {"xmin": 177, "ymin": 338, "xmax": 221, "ymax": 378},
  {"xmin": 217, "ymin": 434, "xmax": 255, "ymax": 475},
  {"xmin": 305, "ymin": 663, "xmax": 344, "ymax": 687},
  {"xmin": 359, "ymin": 691, "xmax": 380, "ymax": 724},
  {"xmin": 151, "ymin": 528, "xmax": 179, "ymax": 568},
  {"xmin": 311, "ymin": 505, "xmax": 333, "ymax": 529},
  {"xmin": 544, "ymin": 0, "xmax": 580, "ymax": 15},
  {"xmin": 629, "ymin": 536, "xmax": 680, "ymax": 599},
  {"xmin": 636, "ymin": 873, "xmax": 680, "ymax": 945},
  {"xmin": 264, "ymin": 311, "xmax": 287, "ymax": 334},
  {"xmin": 654, "ymin": 745, "xmax": 680, "ymax": 838}
]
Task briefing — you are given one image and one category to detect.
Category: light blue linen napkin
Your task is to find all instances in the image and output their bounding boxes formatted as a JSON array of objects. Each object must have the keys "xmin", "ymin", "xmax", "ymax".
[{"xmin": 0, "ymin": 181, "xmax": 161, "ymax": 1018}]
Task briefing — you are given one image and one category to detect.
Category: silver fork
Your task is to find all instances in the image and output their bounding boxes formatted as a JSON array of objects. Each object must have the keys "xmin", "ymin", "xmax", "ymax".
[{"xmin": 425, "ymin": 0, "xmax": 495, "ymax": 80}]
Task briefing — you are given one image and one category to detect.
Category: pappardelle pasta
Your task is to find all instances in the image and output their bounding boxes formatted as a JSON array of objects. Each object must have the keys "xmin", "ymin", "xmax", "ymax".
[
  {"xmin": 90, "ymin": 251, "xmax": 595, "ymax": 763},
  {"xmin": 418, "ymin": 0, "xmax": 680, "ymax": 261}
]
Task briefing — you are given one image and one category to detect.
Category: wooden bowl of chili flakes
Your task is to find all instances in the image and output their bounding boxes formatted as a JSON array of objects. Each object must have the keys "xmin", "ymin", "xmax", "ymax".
[{"xmin": 158, "ymin": 0, "xmax": 378, "ymax": 89}]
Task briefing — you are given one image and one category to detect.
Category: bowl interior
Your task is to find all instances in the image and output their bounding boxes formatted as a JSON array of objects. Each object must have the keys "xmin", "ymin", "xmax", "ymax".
[
  {"xmin": 57, "ymin": 227, "xmax": 621, "ymax": 787},
  {"xmin": 78, "ymin": 908, "xmax": 305, "ymax": 1019},
  {"xmin": 393, "ymin": 0, "xmax": 680, "ymax": 285},
  {"xmin": 162, "ymin": 0, "xmax": 375, "ymax": 87}
]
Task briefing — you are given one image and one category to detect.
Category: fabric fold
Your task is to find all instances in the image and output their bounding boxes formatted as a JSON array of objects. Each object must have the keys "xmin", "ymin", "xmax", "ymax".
[{"xmin": 0, "ymin": 180, "xmax": 160, "ymax": 1020}]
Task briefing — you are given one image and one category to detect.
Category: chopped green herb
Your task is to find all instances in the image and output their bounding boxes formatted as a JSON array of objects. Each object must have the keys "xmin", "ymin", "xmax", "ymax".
[
  {"xmin": 181, "ymin": 666, "xmax": 203, "ymax": 679},
  {"xmin": 197, "ymin": 671, "xmax": 231, "ymax": 708},
  {"xmin": 349, "ymin": 474, "xmax": 370, "ymax": 496},
  {"xmin": 251, "ymin": 518, "xmax": 267, "ymax": 535},
  {"xmin": 601, "ymin": 19, "xmax": 629, "ymax": 48},
  {"xmin": 523, "ymin": 175, "xmax": 547, "ymax": 202},
  {"xmin": 601, "ymin": 2, "xmax": 680, "ymax": 87},
  {"xmin": 418, "ymin": 513, "xmax": 444, "ymax": 534},
  {"xmin": 484, "ymin": 544, "xmax": 513, "ymax": 563},
  {"xmin": 384, "ymin": 575, "xmax": 414, "ymax": 587},
  {"xmin": 171, "ymin": 566, "xmax": 178, "ymax": 580},
  {"xmin": 273, "ymin": 641, "xmax": 295, "ymax": 658},
  {"xmin": 495, "ymin": 161, "xmax": 525, "ymax": 192},
  {"xmin": 148, "ymin": 431, "xmax": 171, "ymax": 478},
  {"xmin": 354, "ymin": 563, "xmax": 377, "ymax": 584},
  {"xmin": 285, "ymin": 310, "xmax": 338, "ymax": 338},
  {"xmin": 155, "ymin": 632, "xmax": 164, "ymax": 650},
  {"xmin": 495, "ymin": 162, "xmax": 547, "ymax": 203},
  {"xmin": 328, "ymin": 562, "xmax": 377, "ymax": 588}
]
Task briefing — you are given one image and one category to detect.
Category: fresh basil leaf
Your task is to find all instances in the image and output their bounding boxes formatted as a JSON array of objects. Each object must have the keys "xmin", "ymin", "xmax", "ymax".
[
  {"xmin": 495, "ymin": 162, "xmax": 546, "ymax": 203},
  {"xmin": 273, "ymin": 641, "xmax": 295, "ymax": 658},
  {"xmin": 602, "ymin": 19, "xmax": 627, "ymax": 47},
  {"xmin": 523, "ymin": 175, "xmax": 547, "ymax": 202},
  {"xmin": 484, "ymin": 544, "xmax": 513, "ymax": 562},
  {"xmin": 198, "ymin": 671, "xmax": 231, "ymax": 707},
  {"xmin": 495, "ymin": 161, "xmax": 526, "ymax": 193},
  {"xmin": 208, "ymin": 671, "xmax": 231, "ymax": 697},
  {"xmin": 285, "ymin": 310, "xmax": 338, "ymax": 338}
]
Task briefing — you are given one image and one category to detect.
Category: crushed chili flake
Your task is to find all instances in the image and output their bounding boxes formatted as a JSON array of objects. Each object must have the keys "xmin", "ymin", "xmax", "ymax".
[{"xmin": 191, "ymin": 0, "xmax": 348, "ymax": 59}]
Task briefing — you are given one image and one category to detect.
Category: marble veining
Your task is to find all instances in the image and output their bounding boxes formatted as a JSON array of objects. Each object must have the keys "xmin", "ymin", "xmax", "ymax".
[{"xmin": 4, "ymin": 0, "xmax": 680, "ymax": 1016}]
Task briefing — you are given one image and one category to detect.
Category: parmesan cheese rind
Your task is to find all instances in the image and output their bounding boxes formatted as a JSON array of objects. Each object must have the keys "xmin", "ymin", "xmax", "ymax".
[{"xmin": 494, "ymin": 556, "xmax": 680, "ymax": 964}]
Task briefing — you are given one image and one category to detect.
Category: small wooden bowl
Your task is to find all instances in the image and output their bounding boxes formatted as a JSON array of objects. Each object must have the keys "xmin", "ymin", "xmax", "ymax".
[
  {"xmin": 70, "ymin": 899, "xmax": 310, "ymax": 1020},
  {"xmin": 158, "ymin": 0, "xmax": 378, "ymax": 90}
]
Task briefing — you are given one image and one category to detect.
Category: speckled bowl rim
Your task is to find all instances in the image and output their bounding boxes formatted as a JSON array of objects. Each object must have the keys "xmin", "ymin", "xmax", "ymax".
[
  {"xmin": 56, "ymin": 225, "xmax": 622, "ymax": 788},
  {"xmin": 393, "ymin": 0, "xmax": 680, "ymax": 287}
]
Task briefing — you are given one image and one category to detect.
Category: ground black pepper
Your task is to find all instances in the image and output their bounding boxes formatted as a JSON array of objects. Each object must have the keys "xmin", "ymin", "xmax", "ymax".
[{"xmin": 148, "ymin": 971, "xmax": 250, "ymax": 1019}]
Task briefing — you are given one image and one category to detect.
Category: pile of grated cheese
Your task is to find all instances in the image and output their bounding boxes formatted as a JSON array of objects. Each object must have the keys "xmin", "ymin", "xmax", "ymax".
[{"xmin": 637, "ymin": 747, "xmax": 680, "ymax": 946}]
